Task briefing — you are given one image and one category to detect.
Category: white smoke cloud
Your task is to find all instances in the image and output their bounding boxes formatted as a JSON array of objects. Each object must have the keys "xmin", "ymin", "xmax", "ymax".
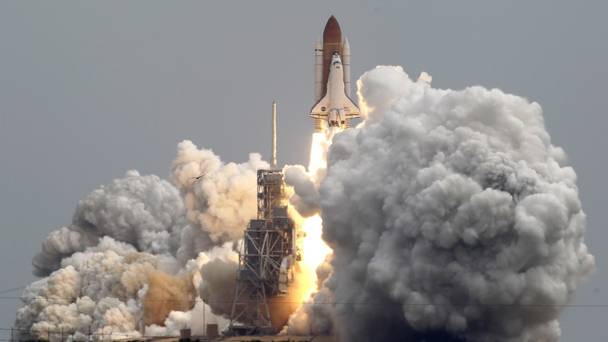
[
  {"xmin": 292, "ymin": 66, "xmax": 594, "ymax": 341},
  {"xmin": 284, "ymin": 165, "xmax": 320, "ymax": 217},
  {"xmin": 171, "ymin": 140, "xmax": 268, "ymax": 262},
  {"xmin": 17, "ymin": 238, "xmax": 153, "ymax": 341},
  {"xmin": 18, "ymin": 146, "xmax": 267, "ymax": 340},
  {"xmin": 18, "ymin": 235, "xmax": 229, "ymax": 341},
  {"xmin": 33, "ymin": 170, "xmax": 188, "ymax": 276},
  {"xmin": 72, "ymin": 170, "xmax": 187, "ymax": 256}
]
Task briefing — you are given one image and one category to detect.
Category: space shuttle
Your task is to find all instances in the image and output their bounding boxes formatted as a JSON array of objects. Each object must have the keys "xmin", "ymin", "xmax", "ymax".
[{"xmin": 310, "ymin": 16, "xmax": 360, "ymax": 132}]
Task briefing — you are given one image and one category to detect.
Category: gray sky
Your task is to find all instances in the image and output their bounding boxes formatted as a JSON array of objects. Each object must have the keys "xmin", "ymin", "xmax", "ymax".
[{"xmin": 0, "ymin": 1, "xmax": 606, "ymax": 340}]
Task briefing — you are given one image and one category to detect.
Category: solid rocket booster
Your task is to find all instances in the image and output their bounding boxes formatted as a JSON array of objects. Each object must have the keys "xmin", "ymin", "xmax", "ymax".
[
  {"xmin": 310, "ymin": 16, "xmax": 360, "ymax": 132},
  {"xmin": 343, "ymin": 37, "xmax": 351, "ymax": 97}
]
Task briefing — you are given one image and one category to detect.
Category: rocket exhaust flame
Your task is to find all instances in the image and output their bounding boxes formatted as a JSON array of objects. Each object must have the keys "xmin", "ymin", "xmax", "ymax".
[
  {"xmin": 300, "ymin": 214, "xmax": 331, "ymax": 281},
  {"xmin": 295, "ymin": 131, "xmax": 336, "ymax": 303},
  {"xmin": 307, "ymin": 132, "xmax": 332, "ymax": 178}
]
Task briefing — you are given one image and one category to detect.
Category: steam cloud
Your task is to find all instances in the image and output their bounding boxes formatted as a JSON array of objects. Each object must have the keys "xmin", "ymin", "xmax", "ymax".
[
  {"xmin": 32, "ymin": 170, "xmax": 187, "ymax": 276},
  {"xmin": 289, "ymin": 66, "xmax": 594, "ymax": 341},
  {"xmin": 16, "ymin": 144, "xmax": 263, "ymax": 340},
  {"xmin": 284, "ymin": 165, "xmax": 320, "ymax": 217},
  {"xmin": 17, "ymin": 237, "xmax": 167, "ymax": 340},
  {"xmin": 171, "ymin": 140, "xmax": 268, "ymax": 262}
]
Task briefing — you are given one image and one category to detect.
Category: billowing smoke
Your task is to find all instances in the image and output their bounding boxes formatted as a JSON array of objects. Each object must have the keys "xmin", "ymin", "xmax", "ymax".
[
  {"xmin": 199, "ymin": 258, "xmax": 239, "ymax": 318},
  {"xmin": 15, "ymin": 63, "xmax": 594, "ymax": 342},
  {"xmin": 17, "ymin": 237, "xmax": 167, "ymax": 340},
  {"xmin": 16, "ymin": 144, "xmax": 268, "ymax": 339},
  {"xmin": 290, "ymin": 66, "xmax": 594, "ymax": 341},
  {"xmin": 171, "ymin": 140, "xmax": 268, "ymax": 262},
  {"xmin": 284, "ymin": 165, "xmax": 320, "ymax": 217},
  {"xmin": 32, "ymin": 170, "xmax": 187, "ymax": 276},
  {"xmin": 143, "ymin": 271, "xmax": 195, "ymax": 326}
]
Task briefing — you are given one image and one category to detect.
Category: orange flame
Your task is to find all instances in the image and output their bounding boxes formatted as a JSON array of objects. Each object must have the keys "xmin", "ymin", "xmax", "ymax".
[{"xmin": 293, "ymin": 130, "xmax": 337, "ymax": 304}]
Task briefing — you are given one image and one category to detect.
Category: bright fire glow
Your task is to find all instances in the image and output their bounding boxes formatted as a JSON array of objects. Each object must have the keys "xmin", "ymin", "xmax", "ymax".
[
  {"xmin": 298, "ymin": 214, "xmax": 331, "ymax": 300},
  {"xmin": 301, "ymin": 215, "xmax": 331, "ymax": 270},
  {"xmin": 307, "ymin": 132, "xmax": 330, "ymax": 177},
  {"xmin": 294, "ymin": 130, "xmax": 337, "ymax": 303}
]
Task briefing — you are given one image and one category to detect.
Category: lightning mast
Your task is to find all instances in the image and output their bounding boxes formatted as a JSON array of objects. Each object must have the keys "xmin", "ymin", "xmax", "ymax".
[
  {"xmin": 271, "ymin": 101, "xmax": 277, "ymax": 169},
  {"xmin": 227, "ymin": 102, "xmax": 296, "ymax": 336}
]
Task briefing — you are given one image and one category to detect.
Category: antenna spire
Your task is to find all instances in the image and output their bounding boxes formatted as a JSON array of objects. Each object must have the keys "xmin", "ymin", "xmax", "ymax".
[{"xmin": 271, "ymin": 101, "xmax": 277, "ymax": 169}]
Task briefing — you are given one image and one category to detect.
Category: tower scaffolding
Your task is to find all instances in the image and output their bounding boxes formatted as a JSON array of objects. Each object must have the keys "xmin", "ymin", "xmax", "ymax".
[{"xmin": 227, "ymin": 169, "xmax": 296, "ymax": 335}]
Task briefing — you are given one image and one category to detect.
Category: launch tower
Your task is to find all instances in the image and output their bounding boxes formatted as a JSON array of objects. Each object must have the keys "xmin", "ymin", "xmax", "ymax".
[{"xmin": 228, "ymin": 104, "xmax": 297, "ymax": 335}]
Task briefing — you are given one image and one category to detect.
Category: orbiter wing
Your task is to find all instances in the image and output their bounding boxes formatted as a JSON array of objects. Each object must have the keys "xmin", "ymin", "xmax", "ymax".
[
  {"xmin": 309, "ymin": 94, "xmax": 330, "ymax": 119},
  {"xmin": 309, "ymin": 92, "xmax": 360, "ymax": 119},
  {"xmin": 343, "ymin": 94, "xmax": 361, "ymax": 118}
]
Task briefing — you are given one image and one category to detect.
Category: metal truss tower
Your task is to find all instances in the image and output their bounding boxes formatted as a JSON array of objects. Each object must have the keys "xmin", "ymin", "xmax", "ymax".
[{"xmin": 228, "ymin": 169, "xmax": 296, "ymax": 335}]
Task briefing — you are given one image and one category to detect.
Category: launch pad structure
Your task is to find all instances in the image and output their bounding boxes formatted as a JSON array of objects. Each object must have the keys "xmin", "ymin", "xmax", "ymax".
[
  {"xmin": 227, "ymin": 101, "xmax": 298, "ymax": 336},
  {"xmin": 228, "ymin": 169, "xmax": 297, "ymax": 335}
]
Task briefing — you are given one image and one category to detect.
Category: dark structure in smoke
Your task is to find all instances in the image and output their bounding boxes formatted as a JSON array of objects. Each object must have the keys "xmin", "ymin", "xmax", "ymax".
[{"xmin": 296, "ymin": 66, "xmax": 594, "ymax": 341}]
